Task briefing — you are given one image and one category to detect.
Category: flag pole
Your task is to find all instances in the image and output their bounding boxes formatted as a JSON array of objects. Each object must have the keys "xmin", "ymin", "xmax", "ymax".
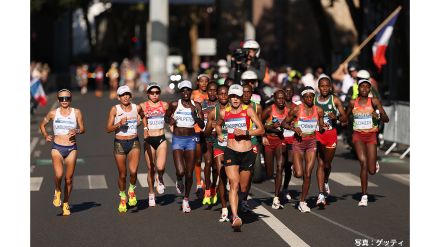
[{"xmin": 342, "ymin": 5, "xmax": 402, "ymax": 65}]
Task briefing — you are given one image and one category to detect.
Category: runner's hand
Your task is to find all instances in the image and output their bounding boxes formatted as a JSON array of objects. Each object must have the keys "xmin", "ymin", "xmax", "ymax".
[
  {"xmin": 233, "ymin": 128, "xmax": 246, "ymax": 136},
  {"xmin": 262, "ymin": 136, "xmax": 269, "ymax": 145},
  {"xmin": 327, "ymin": 112, "xmax": 337, "ymax": 120},
  {"xmin": 294, "ymin": 127, "xmax": 302, "ymax": 137},
  {"xmin": 217, "ymin": 134, "xmax": 224, "ymax": 143},
  {"xmin": 45, "ymin": 135, "xmax": 53, "ymax": 142},
  {"xmin": 372, "ymin": 110, "xmax": 380, "ymax": 120}
]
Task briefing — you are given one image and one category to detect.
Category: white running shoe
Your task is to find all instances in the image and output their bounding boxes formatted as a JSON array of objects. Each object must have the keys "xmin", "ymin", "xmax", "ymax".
[
  {"xmin": 240, "ymin": 200, "xmax": 252, "ymax": 212},
  {"xmin": 272, "ymin": 196, "xmax": 284, "ymax": 209},
  {"xmin": 156, "ymin": 175, "xmax": 165, "ymax": 195},
  {"xmin": 324, "ymin": 183, "xmax": 331, "ymax": 197},
  {"xmin": 182, "ymin": 199, "xmax": 191, "ymax": 213},
  {"xmin": 176, "ymin": 180, "xmax": 184, "ymax": 194},
  {"xmin": 358, "ymin": 195, "xmax": 368, "ymax": 207},
  {"xmin": 219, "ymin": 208, "xmax": 230, "ymax": 222},
  {"xmin": 316, "ymin": 193, "xmax": 326, "ymax": 207},
  {"xmin": 148, "ymin": 193, "xmax": 156, "ymax": 207},
  {"xmin": 298, "ymin": 201, "xmax": 311, "ymax": 213},
  {"xmin": 376, "ymin": 161, "xmax": 380, "ymax": 173}
]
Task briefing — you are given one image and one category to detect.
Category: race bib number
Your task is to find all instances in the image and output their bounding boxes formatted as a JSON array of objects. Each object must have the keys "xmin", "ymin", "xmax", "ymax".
[
  {"xmin": 225, "ymin": 118, "xmax": 247, "ymax": 134},
  {"xmin": 297, "ymin": 119, "xmax": 318, "ymax": 135},
  {"xmin": 147, "ymin": 116, "xmax": 165, "ymax": 130},
  {"xmin": 353, "ymin": 116, "xmax": 373, "ymax": 130}
]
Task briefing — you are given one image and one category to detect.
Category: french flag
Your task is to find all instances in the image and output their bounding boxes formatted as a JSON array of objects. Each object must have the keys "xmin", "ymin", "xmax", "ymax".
[
  {"xmin": 372, "ymin": 13, "xmax": 400, "ymax": 71},
  {"xmin": 30, "ymin": 78, "xmax": 47, "ymax": 106}
]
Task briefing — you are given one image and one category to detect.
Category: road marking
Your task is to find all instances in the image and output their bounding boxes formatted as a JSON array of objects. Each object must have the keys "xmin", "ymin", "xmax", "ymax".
[
  {"xmin": 30, "ymin": 177, "xmax": 44, "ymax": 191},
  {"xmin": 30, "ymin": 165, "xmax": 36, "ymax": 174},
  {"xmin": 165, "ymin": 131, "xmax": 172, "ymax": 142},
  {"xmin": 35, "ymin": 158, "xmax": 85, "ymax": 166},
  {"xmin": 137, "ymin": 172, "xmax": 174, "ymax": 188},
  {"xmin": 271, "ymin": 176, "xmax": 303, "ymax": 186},
  {"xmin": 31, "ymin": 137, "xmax": 39, "ymax": 153},
  {"xmin": 383, "ymin": 174, "xmax": 409, "ymax": 186},
  {"xmin": 329, "ymin": 172, "xmax": 378, "ymax": 187},
  {"xmin": 252, "ymin": 185, "xmax": 376, "ymax": 243},
  {"xmin": 249, "ymin": 188, "xmax": 309, "ymax": 247},
  {"xmin": 74, "ymin": 175, "xmax": 108, "ymax": 189}
]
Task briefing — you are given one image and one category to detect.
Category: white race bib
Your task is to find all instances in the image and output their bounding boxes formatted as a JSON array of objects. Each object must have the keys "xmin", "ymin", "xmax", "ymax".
[
  {"xmin": 353, "ymin": 115, "xmax": 373, "ymax": 130},
  {"xmin": 298, "ymin": 119, "xmax": 318, "ymax": 135},
  {"xmin": 147, "ymin": 116, "xmax": 165, "ymax": 130}
]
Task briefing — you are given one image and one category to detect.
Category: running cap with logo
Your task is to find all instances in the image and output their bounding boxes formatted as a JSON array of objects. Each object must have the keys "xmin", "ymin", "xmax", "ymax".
[
  {"xmin": 197, "ymin": 74, "xmax": 210, "ymax": 80},
  {"xmin": 228, "ymin": 84, "xmax": 243, "ymax": 96},
  {"xmin": 117, "ymin": 85, "xmax": 131, "ymax": 96},
  {"xmin": 357, "ymin": 70, "xmax": 371, "ymax": 80},
  {"xmin": 178, "ymin": 80, "xmax": 192, "ymax": 90},
  {"xmin": 358, "ymin": 79, "xmax": 371, "ymax": 86},
  {"xmin": 146, "ymin": 82, "xmax": 161, "ymax": 92},
  {"xmin": 241, "ymin": 70, "xmax": 258, "ymax": 80},
  {"xmin": 301, "ymin": 86, "xmax": 316, "ymax": 96},
  {"xmin": 217, "ymin": 59, "xmax": 227, "ymax": 67}
]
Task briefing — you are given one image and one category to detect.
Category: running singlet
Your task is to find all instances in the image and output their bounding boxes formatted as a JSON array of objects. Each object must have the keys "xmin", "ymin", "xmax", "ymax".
[
  {"xmin": 352, "ymin": 98, "xmax": 378, "ymax": 132},
  {"xmin": 53, "ymin": 107, "xmax": 77, "ymax": 136},
  {"xmin": 214, "ymin": 104, "xmax": 228, "ymax": 147},
  {"xmin": 115, "ymin": 104, "xmax": 138, "ymax": 136},
  {"xmin": 192, "ymin": 90, "xmax": 209, "ymax": 132},
  {"xmin": 144, "ymin": 101, "xmax": 165, "ymax": 130},
  {"xmin": 224, "ymin": 105, "xmax": 250, "ymax": 140},
  {"xmin": 173, "ymin": 99, "xmax": 196, "ymax": 128},
  {"xmin": 314, "ymin": 94, "xmax": 337, "ymax": 130},
  {"xmin": 294, "ymin": 104, "xmax": 318, "ymax": 138},
  {"xmin": 267, "ymin": 104, "xmax": 290, "ymax": 137}
]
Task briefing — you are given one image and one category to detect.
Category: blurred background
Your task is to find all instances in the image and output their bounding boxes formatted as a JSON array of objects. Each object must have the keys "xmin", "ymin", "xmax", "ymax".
[{"xmin": 30, "ymin": 0, "xmax": 409, "ymax": 101}]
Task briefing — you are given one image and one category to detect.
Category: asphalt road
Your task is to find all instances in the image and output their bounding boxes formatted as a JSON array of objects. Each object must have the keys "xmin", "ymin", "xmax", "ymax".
[{"xmin": 30, "ymin": 90, "xmax": 409, "ymax": 247}]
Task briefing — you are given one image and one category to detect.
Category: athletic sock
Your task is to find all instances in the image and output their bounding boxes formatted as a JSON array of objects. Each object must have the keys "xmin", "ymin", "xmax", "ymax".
[
  {"xmin": 129, "ymin": 183, "xmax": 136, "ymax": 192},
  {"xmin": 119, "ymin": 191, "xmax": 126, "ymax": 199}
]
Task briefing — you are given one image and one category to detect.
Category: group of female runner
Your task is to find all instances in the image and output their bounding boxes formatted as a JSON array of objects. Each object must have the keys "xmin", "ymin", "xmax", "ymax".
[{"xmin": 39, "ymin": 73, "xmax": 388, "ymax": 231}]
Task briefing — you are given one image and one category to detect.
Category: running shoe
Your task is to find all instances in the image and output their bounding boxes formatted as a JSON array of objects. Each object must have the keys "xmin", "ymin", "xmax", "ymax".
[
  {"xmin": 231, "ymin": 216, "xmax": 242, "ymax": 231},
  {"xmin": 282, "ymin": 189, "xmax": 292, "ymax": 201},
  {"xmin": 202, "ymin": 190, "xmax": 212, "ymax": 205},
  {"xmin": 155, "ymin": 175, "xmax": 165, "ymax": 195},
  {"xmin": 240, "ymin": 200, "xmax": 252, "ymax": 213},
  {"xmin": 316, "ymin": 193, "xmax": 326, "ymax": 207},
  {"xmin": 62, "ymin": 202, "xmax": 70, "ymax": 216},
  {"xmin": 196, "ymin": 182, "xmax": 204, "ymax": 199},
  {"xmin": 128, "ymin": 187, "xmax": 137, "ymax": 206},
  {"xmin": 148, "ymin": 193, "xmax": 156, "ymax": 207},
  {"xmin": 176, "ymin": 180, "xmax": 184, "ymax": 194},
  {"xmin": 219, "ymin": 208, "xmax": 229, "ymax": 222},
  {"xmin": 298, "ymin": 201, "xmax": 311, "ymax": 213},
  {"xmin": 358, "ymin": 195, "xmax": 368, "ymax": 207},
  {"xmin": 53, "ymin": 190, "xmax": 61, "ymax": 207},
  {"xmin": 211, "ymin": 193, "xmax": 218, "ymax": 205},
  {"xmin": 376, "ymin": 161, "xmax": 380, "ymax": 173},
  {"xmin": 182, "ymin": 199, "xmax": 191, "ymax": 213},
  {"xmin": 271, "ymin": 196, "xmax": 284, "ymax": 209},
  {"xmin": 324, "ymin": 183, "xmax": 331, "ymax": 197},
  {"xmin": 118, "ymin": 197, "xmax": 127, "ymax": 213}
]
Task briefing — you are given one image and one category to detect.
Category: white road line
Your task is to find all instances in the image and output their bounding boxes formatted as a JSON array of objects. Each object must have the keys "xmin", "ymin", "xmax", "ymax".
[
  {"xmin": 383, "ymin": 174, "xmax": 409, "ymax": 186},
  {"xmin": 247, "ymin": 191, "xmax": 310, "ymax": 246},
  {"xmin": 30, "ymin": 137, "xmax": 39, "ymax": 153},
  {"xmin": 252, "ymin": 186, "xmax": 376, "ymax": 243},
  {"xmin": 137, "ymin": 173, "xmax": 174, "ymax": 188},
  {"xmin": 74, "ymin": 175, "xmax": 108, "ymax": 190},
  {"xmin": 329, "ymin": 172, "xmax": 378, "ymax": 187},
  {"xmin": 30, "ymin": 177, "xmax": 44, "ymax": 191}
]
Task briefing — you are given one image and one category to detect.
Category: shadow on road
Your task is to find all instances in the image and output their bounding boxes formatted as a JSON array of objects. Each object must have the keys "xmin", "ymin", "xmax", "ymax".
[
  {"xmin": 129, "ymin": 194, "xmax": 178, "ymax": 213},
  {"xmin": 70, "ymin": 201, "xmax": 101, "ymax": 213},
  {"xmin": 339, "ymin": 192, "xmax": 385, "ymax": 203}
]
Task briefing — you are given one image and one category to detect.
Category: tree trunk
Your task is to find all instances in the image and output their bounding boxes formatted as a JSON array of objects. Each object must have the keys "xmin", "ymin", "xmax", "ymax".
[
  {"xmin": 81, "ymin": 3, "xmax": 94, "ymax": 58},
  {"xmin": 189, "ymin": 10, "xmax": 200, "ymax": 74}
]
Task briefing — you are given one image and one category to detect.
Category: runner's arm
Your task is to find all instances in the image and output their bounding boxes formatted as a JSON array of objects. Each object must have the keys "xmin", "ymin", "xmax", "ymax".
[
  {"xmin": 106, "ymin": 106, "xmax": 121, "ymax": 133},
  {"xmin": 75, "ymin": 109, "xmax": 85, "ymax": 134},
  {"xmin": 372, "ymin": 98, "xmax": 389, "ymax": 123},
  {"xmin": 204, "ymin": 110, "xmax": 215, "ymax": 137},
  {"xmin": 248, "ymin": 107, "xmax": 265, "ymax": 136},
  {"xmin": 39, "ymin": 110, "xmax": 55, "ymax": 141},
  {"xmin": 333, "ymin": 96, "xmax": 348, "ymax": 125}
]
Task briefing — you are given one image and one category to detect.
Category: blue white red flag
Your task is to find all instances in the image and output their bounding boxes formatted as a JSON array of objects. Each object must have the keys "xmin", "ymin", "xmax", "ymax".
[
  {"xmin": 30, "ymin": 78, "xmax": 47, "ymax": 106},
  {"xmin": 372, "ymin": 13, "xmax": 400, "ymax": 71}
]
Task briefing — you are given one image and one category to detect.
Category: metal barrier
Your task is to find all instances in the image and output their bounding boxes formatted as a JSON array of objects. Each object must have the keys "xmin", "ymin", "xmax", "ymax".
[{"xmin": 382, "ymin": 101, "xmax": 410, "ymax": 159}]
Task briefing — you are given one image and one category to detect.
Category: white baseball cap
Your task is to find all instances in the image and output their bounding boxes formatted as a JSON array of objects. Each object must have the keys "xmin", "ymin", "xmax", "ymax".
[
  {"xmin": 217, "ymin": 59, "xmax": 227, "ymax": 67},
  {"xmin": 178, "ymin": 80, "xmax": 192, "ymax": 90},
  {"xmin": 117, "ymin": 85, "xmax": 131, "ymax": 96},
  {"xmin": 146, "ymin": 82, "xmax": 161, "ymax": 92},
  {"xmin": 357, "ymin": 70, "xmax": 370, "ymax": 80},
  {"xmin": 358, "ymin": 79, "xmax": 371, "ymax": 86},
  {"xmin": 228, "ymin": 84, "xmax": 243, "ymax": 96},
  {"xmin": 218, "ymin": 66, "xmax": 229, "ymax": 74}
]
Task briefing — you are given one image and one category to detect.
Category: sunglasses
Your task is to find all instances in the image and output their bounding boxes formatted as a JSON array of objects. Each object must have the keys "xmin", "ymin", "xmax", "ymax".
[
  {"xmin": 148, "ymin": 91, "xmax": 160, "ymax": 95},
  {"xmin": 58, "ymin": 96, "xmax": 71, "ymax": 102}
]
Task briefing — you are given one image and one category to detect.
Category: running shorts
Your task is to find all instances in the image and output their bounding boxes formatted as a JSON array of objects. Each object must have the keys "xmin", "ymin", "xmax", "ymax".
[
  {"xmin": 144, "ymin": 135, "xmax": 166, "ymax": 151},
  {"xmin": 352, "ymin": 131, "xmax": 377, "ymax": 145},
  {"xmin": 292, "ymin": 138, "xmax": 317, "ymax": 153},
  {"xmin": 316, "ymin": 129, "xmax": 337, "ymax": 148},
  {"xmin": 264, "ymin": 135, "xmax": 286, "ymax": 153},
  {"xmin": 114, "ymin": 137, "xmax": 140, "ymax": 155},
  {"xmin": 224, "ymin": 147, "xmax": 257, "ymax": 171},
  {"xmin": 52, "ymin": 142, "xmax": 77, "ymax": 158},
  {"xmin": 172, "ymin": 135, "xmax": 197, "ymax": 151}
]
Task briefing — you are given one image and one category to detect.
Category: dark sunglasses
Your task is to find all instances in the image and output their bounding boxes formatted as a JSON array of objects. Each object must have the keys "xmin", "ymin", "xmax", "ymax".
[
  {"xmin": 58, "ymin": 96, "xmax": 71, "ymax": 102},
  {"xmin": 148, "ymin": 91, "xmax": 160, "ymax": 95}
]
